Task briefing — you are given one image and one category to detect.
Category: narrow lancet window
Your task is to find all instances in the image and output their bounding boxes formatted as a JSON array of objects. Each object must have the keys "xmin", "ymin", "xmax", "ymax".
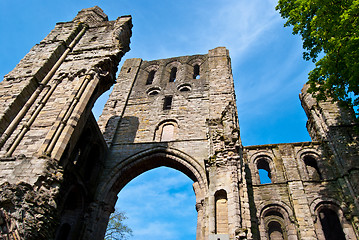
[
  {"xmin": 303, "ymin": 155, "xmax": 322, "ymax": 180},
  {"xmin": 215, "ymin": 190, "xmax": 229, "ymax": 234},
  {"xmin": 163, "ymin": 96, "xmax": 173, "ymax": 110},
  {"xmin": 263, "ymin": 211, "xmax": 287, "ymax": 240},
  {"xmin": 169, "ymin": 67, "xmax": 177, "ymax": 82},
  {"xmin": 319, "ymin": 208, "xmax": 346, "ymax": 240},
  {"xmin": 146, "ymin": 70, "xmax": 156, "ymax": 85},
  {"xmin": 193, "ymin": 64, "xmax": 200, "ymax": 79},
  {"xmin": 268, "ymin": 221, "xmax": 284, "ymax": 240}
]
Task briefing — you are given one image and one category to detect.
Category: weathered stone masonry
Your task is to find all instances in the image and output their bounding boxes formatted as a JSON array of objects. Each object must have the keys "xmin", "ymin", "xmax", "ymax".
[
  {"xmin": 0, "ymin": 6, "xmax": 132, "ymax": 239},
  {"xmin": 0, "ymin": 6, "xmax": 358, "ymax": 240}
]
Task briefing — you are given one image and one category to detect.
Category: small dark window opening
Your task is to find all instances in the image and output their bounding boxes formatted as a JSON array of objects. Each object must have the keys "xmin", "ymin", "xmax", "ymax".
[
  {"xmin": 146, "ymin": 70, "xmax": 156, "ymax": 85},
  {"xmin": 178, "ymin": 84, "xmax": 192, "ymax": 92},
  {"xmin": 319, "ymin": 208, "xmax": 346, "ymax": 240},
  {"xmin": 148, "ymin": 90, "xmax": 159, "ymax": 96},
  {"xmin": 163, "ymin": 96, "xmax": 173, "ymax": 110},
  {"xmin": 127, "ymin": 67, "xmax": 131, "ymax": 73},
  {"xmin": 268, "ymin": 221, "xmax": 284, "ymax": 240},
  {"xmin": 257, "ymin": 158, "xmax": 272, "ymax": 184},
  {"xmin": 193, "ymin": 64, "xmax": 200, "ymax": 79},
  {"xmin": 303, "ymin": 155, "xmax": 322, "ymax": 180},
  {"xmin": 169, "ymin": 67, "xmax": 177, "ymax": 82},
  {"xmin": 180, "ymin": 86, "xmax": 190, "ymax": 92},
  {"xmin": 90, "ymin": 36, "xmax": 97, "ymax": 42},
  {"xmin": 147, "ymin": 87, "xmax": 161, "ymax": 96}
]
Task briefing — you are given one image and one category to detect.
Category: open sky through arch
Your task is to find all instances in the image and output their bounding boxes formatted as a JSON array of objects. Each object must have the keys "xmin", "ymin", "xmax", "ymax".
[
  {"xmin": 1, "ymin": 0, "xmax": 315, "ymax": 239},
  {"xmin": 117, "ymin": 167, "xmax": 197, "ymax": 240}
]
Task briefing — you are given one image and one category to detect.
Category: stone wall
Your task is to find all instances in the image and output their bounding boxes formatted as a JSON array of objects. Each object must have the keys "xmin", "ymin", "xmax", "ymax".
[
  {"xmin": 95, "ymin": 47, "xmax": 247, "ymax": 240},
  {"xmin": 0, "ymin": 6, "xmax": 358, "ymax": 240},
  {"xmin": 0, "ymin": 6, "xmax": 132, "ymax": 239}
]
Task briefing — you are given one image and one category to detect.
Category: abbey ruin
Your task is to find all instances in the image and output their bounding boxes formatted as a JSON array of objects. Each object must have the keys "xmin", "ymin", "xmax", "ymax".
[{"xmin": 0, "ymin": 6, "xmax": 358, "ymax": 240}]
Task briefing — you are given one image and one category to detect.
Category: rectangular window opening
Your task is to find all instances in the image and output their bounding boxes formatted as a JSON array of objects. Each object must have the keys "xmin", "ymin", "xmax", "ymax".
[{"xmin": 163, "ymin": 96, "xmax": 173, "ymax": 110}]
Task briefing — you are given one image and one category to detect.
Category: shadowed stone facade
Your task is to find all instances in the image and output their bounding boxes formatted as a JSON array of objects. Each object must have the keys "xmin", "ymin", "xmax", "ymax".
[{"xmin": 0, "ymin": 6, "xmax": 358, "ymax": 240}]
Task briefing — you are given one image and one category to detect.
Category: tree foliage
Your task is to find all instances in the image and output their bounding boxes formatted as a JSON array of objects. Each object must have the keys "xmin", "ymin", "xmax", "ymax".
[
  {"xmin": 105, "ymin": 210, "xmax": 133, "ymax": 240},
  {"xmin": 276, "ymin": 0, "xmax": 359, "ymax": 114}
]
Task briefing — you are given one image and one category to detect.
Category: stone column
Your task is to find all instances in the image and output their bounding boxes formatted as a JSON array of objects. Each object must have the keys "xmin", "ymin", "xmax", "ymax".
[
  {"xmin": 193, "ymin": 181, "xmax": 205, "ymax": 240},
  {"xmin": 81, "ymin": 201, "xmax": 114, "ymax": 240},
  {"xmin": 196, "ymin": 201, "xmax": 205, "ymax": 240},
  {"xmin": 279, "ymin": 145, "xmax": 317, "ymax": 239}
]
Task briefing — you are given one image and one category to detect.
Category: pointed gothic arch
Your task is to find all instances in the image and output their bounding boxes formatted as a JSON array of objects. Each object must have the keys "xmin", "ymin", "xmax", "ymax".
[{"xmin": 83, "ymin": 147, "xmax": 208, "ymax": 240}]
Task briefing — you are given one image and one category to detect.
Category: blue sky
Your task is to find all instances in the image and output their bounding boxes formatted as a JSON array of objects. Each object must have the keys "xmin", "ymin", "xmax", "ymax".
[{"xmin": 0, "ymin": 0, "xmax": 315, "ymax": 239}]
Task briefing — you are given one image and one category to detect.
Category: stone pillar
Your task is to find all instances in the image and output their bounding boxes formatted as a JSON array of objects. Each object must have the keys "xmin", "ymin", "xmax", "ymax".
[
  {"xmin": 196, "ymin": 201, "xmax": 205, "ymax": 240},
  {"xmin": 81, "ymin": 201, "xmax": 114, "ymax": 240},
  {"xmin": 279, "ymin": 145, "xmax": 317, "ymax": 239},
  {"xmin": 193, "ymin": 181, "xmax": 206, "ymax": 240}
]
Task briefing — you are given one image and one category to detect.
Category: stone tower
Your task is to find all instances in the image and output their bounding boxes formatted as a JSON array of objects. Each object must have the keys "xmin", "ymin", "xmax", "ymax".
[
  {"xmin": 0, "ymin": 6, "xmax": 132, "ymax": 240},
  {"xmin": 1, "ymin": 6, "xmax": 359, "ymax": 240},
  {"xmin": 96, "ymin": 47, "xmax": 248, "ymax": 240}
]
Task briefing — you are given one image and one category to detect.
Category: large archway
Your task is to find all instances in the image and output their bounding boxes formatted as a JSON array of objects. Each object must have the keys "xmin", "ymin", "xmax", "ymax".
[
  {"xmin": 83, "ymin": 147, "xmax": 208, "ymax": 240},
  {"xmin": 115, "ymin": 166, "xmax": 197, "ymax": 239}
]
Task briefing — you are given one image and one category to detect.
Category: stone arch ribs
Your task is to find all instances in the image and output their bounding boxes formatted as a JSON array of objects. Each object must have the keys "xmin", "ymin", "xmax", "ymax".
[
  {"xmin": 86, "ymin": 146, "xmax": 208, "ymax": 240},
  {"xmin": 0, "ymin": 24, "xmax": 88, "ymax": 153},
  {"xmin": 40, "ymin": 57, "xmax": 119, "ymax": 160},
  {"xmin": 97, "ymin": 146, "xmax": 207, "ymax": 203}
]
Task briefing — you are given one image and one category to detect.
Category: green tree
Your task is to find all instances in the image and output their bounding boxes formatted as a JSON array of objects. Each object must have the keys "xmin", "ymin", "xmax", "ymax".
[
  {"xmin": 105, "ymin": 210, "xmax": 133, "ymax": 240},
  {"xmin": 276, "ymin": 0, "xmax": 359, "ymax": 114}
]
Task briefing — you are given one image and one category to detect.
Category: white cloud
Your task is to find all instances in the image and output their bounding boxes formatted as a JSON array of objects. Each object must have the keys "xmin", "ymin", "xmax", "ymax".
[
  {"xmin": 134, "ymin": 221, "xmax": 178, "ymax": 239},
  {"xmin": 196, "ymin": 0, "xmax": 281, "ymax": 62}
]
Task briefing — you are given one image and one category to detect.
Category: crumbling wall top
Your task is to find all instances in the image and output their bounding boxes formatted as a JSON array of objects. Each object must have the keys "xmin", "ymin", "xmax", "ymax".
[{"xmin": 73, "ymin": 6, "xmax": 109, "ymax": 26}]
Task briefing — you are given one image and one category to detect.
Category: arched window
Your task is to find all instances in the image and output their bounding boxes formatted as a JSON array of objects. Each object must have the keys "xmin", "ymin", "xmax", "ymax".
[
  {"xmin": 303, "ymin": 155, "xmax": 322, "ymax": 180},
  {"xmin": 268, "ymin": 221, "xmax": 284, "ymax": 240},
  {"xmin": 178, "ymin": 84, "xmax": 191, "ymax": 92},
  {"xmin": 161, "ymin": 124, "xmax": 175, "ymax": 141},
  {"xmin": 257, "ymin": 158, "xmax": 272, "ymax": 184},
  {"xmin": 169, "ymin": 67, "xmax": 177, "ymax": 82},
  {"xmin": 318, "ymin": 208, "xmax": 346, "ymax": 240},
  {"xmin": 154, "ymin": 120, "xmax": 178, "ymax": 142},
  {"xmin": 193, "ymin": 64, "xmax": 200, "ymax": 79},
  {"xmin": 263, "ymin": 211, "xmax": 287, "ymax": 240},
  {"xmin": 215, "ymin": 190, "xmax": 228, "ymax": 234},
  {"xmin": 147, "ymin": 87, "xmax": 161, "ymax": 96},
  {"xmin": 146, "ymin": 70, "xmax": 156, "ymax": 85}
]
